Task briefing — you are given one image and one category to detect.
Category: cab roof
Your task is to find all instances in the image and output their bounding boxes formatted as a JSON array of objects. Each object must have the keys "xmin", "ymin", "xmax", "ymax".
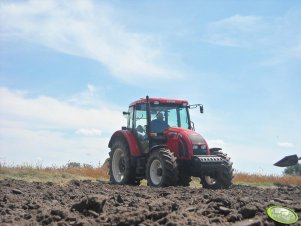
[{"xmin": 129, "ymin": 97, "xmax": 189, "ymax": 107}]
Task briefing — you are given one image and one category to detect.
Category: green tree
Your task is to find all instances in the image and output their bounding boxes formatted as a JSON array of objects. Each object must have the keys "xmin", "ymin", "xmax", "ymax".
[
  {"xmin": 67, "ymin": 162, "xmax": 81, "ymax": 168},
  {"xmin": 284, "ymin": 164, "xmax": 301, "ymax": 175}
]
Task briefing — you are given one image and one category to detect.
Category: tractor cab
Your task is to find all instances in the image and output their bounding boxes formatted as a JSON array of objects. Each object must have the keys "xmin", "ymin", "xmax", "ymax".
[{"xmin": 125, "ymin": 97, "xmax": 202, "ymax": 153}]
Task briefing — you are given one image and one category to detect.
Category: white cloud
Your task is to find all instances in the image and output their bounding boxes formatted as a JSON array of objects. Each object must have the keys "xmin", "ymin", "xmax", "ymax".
[
  {"xmin": 0, "ymin": 86, "xmax": 124, "ymax": 166},
  {"xmin": 0, "ymin": 0, "xmax": 178, "ymax": 83},
  {"xmin": 0, "ymin": 126, "xmax": 110, "ymax": 166},
  {"xmin": 87, "ymin": 84, "xmax": 96, "ymax": 93},
  {"xmin": 202, "ymin": 12, "xmax": 301, "ymax": 62},
  {"xmin": 76, "ymin": 128, "xmax": 102, "ymax": 137},
  {"xmin": 0, "ymin": 86, "xmax": 123, "ymax": 131},
  {"xmin": 203, "ymin": 15, "xmax": 263, "ymax": 47},
  {"xmin": 67, "ymin": 84, "xmax": 107, "ymax": 108},
  {"xmin": 277, "ymin": 142, "xmax": 294, "ymax": 148}
]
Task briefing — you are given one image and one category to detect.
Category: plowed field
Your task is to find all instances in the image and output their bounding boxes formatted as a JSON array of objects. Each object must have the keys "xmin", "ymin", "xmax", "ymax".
[{"xmin": 1, "ymin": 179, "xmax": 300, "ymax": 225}]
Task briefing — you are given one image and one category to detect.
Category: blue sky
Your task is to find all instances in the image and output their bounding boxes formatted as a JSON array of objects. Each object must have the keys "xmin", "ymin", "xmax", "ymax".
[{"xmin": 0, "ymin": 0, "xmax": 300, "ymax": 175}]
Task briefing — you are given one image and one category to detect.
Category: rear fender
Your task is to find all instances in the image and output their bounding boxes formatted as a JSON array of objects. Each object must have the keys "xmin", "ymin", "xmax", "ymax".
[{"xmin": 108, "ymin": 130, "xmax": 141, "ymax": 157}]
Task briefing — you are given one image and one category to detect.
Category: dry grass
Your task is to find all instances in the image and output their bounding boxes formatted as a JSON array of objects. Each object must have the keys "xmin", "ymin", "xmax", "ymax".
[
  {"xmin": 1, "ymin": 163, "xmax": 300, "ymax": 186},
  {"xmin": 0, "ymin": 163, "xmax": 110, "ymax": 183},
  {"xmin": 56, "ymin": 166, "xmax": 109, "ymax": 179},
  {"xmin": 233, "ymin": 172, "xmax": 301, "ymax": 186}
]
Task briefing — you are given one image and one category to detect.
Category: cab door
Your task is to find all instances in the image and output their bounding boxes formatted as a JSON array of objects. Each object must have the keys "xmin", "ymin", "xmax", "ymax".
[{"xmin": 133, "ymin": 103, "xmax": 149, "ymax": 153}]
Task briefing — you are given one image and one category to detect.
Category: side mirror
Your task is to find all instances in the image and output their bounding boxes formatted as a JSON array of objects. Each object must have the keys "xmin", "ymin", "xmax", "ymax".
[
  {"xmin": 200, "ymin": 105, "xmax": 204, "ymax": 114},
  {"xmin": 123, "ymin": 111, "xmax": 130, "ymax": 118}
]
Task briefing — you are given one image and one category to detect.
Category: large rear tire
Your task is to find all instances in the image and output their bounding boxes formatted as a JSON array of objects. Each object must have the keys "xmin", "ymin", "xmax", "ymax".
[
  {"xmin": 146, "ymin": 148, "xmax": 178, "ymax": 187},
  {"xmin": 109, "ymin": 140, "xmax": 136, "ymax": 185},
  {"xmin": 200, "ymin": 151, "xmax": 233, "ymax": 189}
]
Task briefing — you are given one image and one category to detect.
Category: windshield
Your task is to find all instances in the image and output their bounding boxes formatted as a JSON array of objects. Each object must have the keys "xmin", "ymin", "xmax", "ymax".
[{"xmin": 150, "ymin": 103, "xmax": 190, "ymax": 129}]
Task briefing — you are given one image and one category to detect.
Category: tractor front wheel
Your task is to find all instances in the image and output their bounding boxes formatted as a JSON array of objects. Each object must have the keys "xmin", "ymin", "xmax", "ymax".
[
  {"xmin": 146, "ymin": 149, "xmax": 178, "ymax": 187},
  {"xmin": 200, "ymin": 157, "xmax": 233, "ymax": 189}
]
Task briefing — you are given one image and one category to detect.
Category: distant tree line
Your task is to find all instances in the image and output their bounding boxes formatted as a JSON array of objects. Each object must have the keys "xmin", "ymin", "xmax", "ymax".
[
  {"xmin": 284, "ymin": 164, "xmax": 301, "ymax": 176},
  {"xmin": 66, "ymin": 162, "xmax": 93, "ymax": 168}
]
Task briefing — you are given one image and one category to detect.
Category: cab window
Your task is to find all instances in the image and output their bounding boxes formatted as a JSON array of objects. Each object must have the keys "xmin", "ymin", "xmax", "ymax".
[{"xmin": 134, "ymin": 104, "xmax": 147, "ymax": 133}]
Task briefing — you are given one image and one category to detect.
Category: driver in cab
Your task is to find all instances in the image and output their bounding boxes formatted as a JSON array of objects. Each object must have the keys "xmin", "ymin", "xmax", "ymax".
[{"xmin": 150, "ymin": 112, "xmax": 169, "ymax": 133}]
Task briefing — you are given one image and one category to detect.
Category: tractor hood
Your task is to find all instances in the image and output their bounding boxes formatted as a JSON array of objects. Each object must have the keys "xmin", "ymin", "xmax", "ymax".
[
  {"xmin": 164, "ymin": 127, "xmax": 209, "ymax": 158},
  {"xmin": 164, "ymin": 127, "xmax": 207, "ymax": 145}
]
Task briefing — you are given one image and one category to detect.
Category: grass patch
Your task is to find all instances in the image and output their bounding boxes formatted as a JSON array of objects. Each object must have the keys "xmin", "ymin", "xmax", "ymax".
[
  {"xmin": 1, "ymin": 163, "xmax": 300, "ymax": 186},
  {"xmin": 233, "ymin": 172, "xmax": 301, "ymax": 186},
  {"xmin": 0, "ymin": 163, "xmax": 109, "ymax": 183}
]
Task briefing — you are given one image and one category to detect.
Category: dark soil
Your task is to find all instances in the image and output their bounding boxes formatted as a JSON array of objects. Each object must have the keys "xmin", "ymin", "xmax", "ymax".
[{"xmin": 0, "ymin": 179, "xmax": 300, "ymax": 225}]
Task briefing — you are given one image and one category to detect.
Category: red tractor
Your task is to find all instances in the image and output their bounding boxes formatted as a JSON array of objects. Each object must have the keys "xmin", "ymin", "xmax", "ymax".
[{"xmin": 108, "ymin": 96, "xmax": 233, "ymax": 189}]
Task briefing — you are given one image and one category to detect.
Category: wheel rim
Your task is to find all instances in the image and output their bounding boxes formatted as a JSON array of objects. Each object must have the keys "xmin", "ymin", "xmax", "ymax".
[
  {"xmin": 204, "ymin": 176, "xmax": 216, "ymax": 185},
  {"xmin": 150, "ymin": 159, "xmax": 162, "ymax": 186},
  {"xmin": 112, "ymin": 148, "xmax": 125, "ymax": 183}
]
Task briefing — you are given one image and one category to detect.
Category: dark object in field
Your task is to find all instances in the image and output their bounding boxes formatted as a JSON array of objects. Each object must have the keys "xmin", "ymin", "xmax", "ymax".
[{"xmin": 274, "ymin": 154, "xmax": 300, "ymax": 167}]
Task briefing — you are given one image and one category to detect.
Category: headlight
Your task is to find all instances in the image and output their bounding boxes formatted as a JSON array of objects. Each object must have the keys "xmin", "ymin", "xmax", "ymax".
[
  {"xmin": 193, "ymin": 144, "xmax": 207, "ymax": 150},
  {"xmin": 192, "ymin": 145, "xmax": 199, "ymax": 150},
  {"xmin": 200, "ymin": 144, "xmax": 207, "ymax": 150}
]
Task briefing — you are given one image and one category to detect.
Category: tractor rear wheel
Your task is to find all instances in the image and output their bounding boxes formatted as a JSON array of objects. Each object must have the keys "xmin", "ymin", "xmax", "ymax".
[
  {"xmin": 109, "ymin": 141, "xmax": 136, "ymax": 185},
  {"xmin": 146, "ymin": 148, "xmax": 178, "ymax": 187},
  {"xmin": 200, "ymin": 152, "xmax": 233, "ymax": 189}
]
